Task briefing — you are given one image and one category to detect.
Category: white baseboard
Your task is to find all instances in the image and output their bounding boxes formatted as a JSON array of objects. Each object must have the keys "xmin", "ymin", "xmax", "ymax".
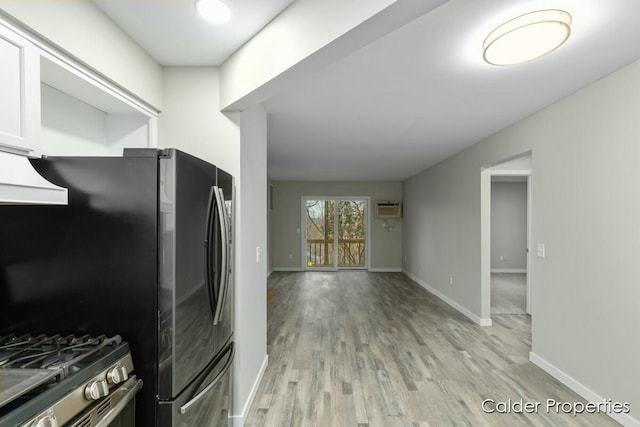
[
  {"xmin": 403, "ymin": 270, "xmax": 492, "ymax": 327},
  {"xmin": 529, "ymin": 352, "xmax": 639, "ymax": 427},
  {"xmin": 491, "ymin": 268, "xmax": 527, "ymax": 273},
  {"xmin": 273, "ymin": 267, "xmax": 403, "ymax": 273},
  {"xmin": 231, "ymin": 354, "xmax": 269, "ymax": 427}
]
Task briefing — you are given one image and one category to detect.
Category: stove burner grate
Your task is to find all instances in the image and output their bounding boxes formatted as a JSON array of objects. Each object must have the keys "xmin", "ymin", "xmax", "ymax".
[{"xmin": 0, "ymin": 334, "xmax": 122, "ymax": 378}]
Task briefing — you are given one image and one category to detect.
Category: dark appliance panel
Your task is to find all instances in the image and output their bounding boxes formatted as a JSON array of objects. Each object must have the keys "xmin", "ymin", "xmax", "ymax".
[
  {"xmin": 0, "ymin": 149, "xmax": 235, "ymax": 427},
  {"xmin": 157, "ymin": 149, "xmax": 220, "ymax": 399},
  {"xmin": 158, "ymin": 342, "xmax": 234, "ymax": 427},
  {"xmin": 0, "ymin": 155, "xmax": 159, "ymax": 425}
]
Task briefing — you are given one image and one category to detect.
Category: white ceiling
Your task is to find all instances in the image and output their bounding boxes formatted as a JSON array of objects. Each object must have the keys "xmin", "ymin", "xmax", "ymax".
[
  {"xmin": 92, "ymin": 0, "xmax": 640, "ymax": 182},
  {"xmin": 92, "ymin": 0, "xmax": 295, "ymax": 65},
  {"xmin": 265, "ymin": 0, "xmax": 640, "ymax": 181}
]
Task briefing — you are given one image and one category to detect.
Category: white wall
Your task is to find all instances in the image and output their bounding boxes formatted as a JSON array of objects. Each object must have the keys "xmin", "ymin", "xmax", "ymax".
[
  {"xmin": 220, "ymin": 0, "xmax": 394, "ymax": 109},
  {"xmin": 40, "ymin": 84, "xmax": 109, "ymax": 156},
  {"xmin": 491, "ymin": 182, "xmax": 527, "ymax": 271},
  {"xmin": 403, "ymin": 58, "xmax": 640, "ymax": 424},
  {"xmin": 0, "ymin": 1, "xmax": 163, "ymax": 109},
  {"xmin": 40, "ymin": 84, "xmax": 150, "ymax": 156},
  {"xmin": 219, "ymin": 0, "xmax": 449, "ymax": 110},
  {"xmin": 233, "ymin": 105, "xmax": 268, "ymax": 425},
  {"xmin": 271, "ymin": 181, "xmax": 402, "ymax": 270},
  {"xmin": 106, "ymin": 114, "xmax": 152, "ymax": 155},
  {"xmin": 159, "ymin": 67, "xmax": 239, "ymax": 176}
]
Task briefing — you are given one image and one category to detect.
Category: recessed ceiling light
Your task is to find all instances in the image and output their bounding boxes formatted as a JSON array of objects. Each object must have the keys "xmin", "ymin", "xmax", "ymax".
[
  {"xmin": 196, "ymin": 0, "xmax": 231, "ymax": 24},
  {"xmin": 483, "ymin": 9, "xmax": 572, "ymax": 66}
]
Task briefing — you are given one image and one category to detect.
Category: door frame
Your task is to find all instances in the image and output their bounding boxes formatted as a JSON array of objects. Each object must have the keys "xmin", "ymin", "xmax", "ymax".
[
  {"xmin": 300, "ymin": 196, "xmax": 371, "ymax": 271},
  {"xmin": 481, "ymin": 153, "xmax": 533, "ymax": 324}
]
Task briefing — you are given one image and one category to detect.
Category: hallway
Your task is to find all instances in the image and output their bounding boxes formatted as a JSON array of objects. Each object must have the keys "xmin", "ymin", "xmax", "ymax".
[
  {"xmin": 491, "ymin": 273, "xmax": 527, "ymax": 315},
  {"xmin": 245, "ymin": 272, "xmax": 617, "ymax": 426}
]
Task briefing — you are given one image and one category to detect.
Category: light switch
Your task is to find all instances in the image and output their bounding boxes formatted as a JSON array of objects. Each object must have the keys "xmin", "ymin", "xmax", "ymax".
[
  {"xmin": 537, "ymin": 243, "xmax": 545, "ymax": 258},
  {"xmin": 256, "ymin": 246, "xmax": 261, "ymax": 263},
  {"xmin": 296, "ymin": 227, "xmax": 300, "ymax": 234}
]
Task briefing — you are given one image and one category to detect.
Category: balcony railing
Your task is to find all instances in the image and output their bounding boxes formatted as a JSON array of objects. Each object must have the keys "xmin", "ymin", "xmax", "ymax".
[{"xmin": 307, "ymin": 239, "xmax": 365, "ymax": 267}]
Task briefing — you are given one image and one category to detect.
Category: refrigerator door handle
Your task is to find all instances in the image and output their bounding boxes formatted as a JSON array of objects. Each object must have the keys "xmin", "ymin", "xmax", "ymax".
[
  {"xmin": 205, "ymin": 186, "xmax": 218, "ymax": 322},
  {"xmin": 178, "ymin": 343, "xmax": 235, "ymax": 415},
  {"xmin": 215, "ymin": 187, "xmax": 231, "ymax": 325},
  {"xmin": 212, "ymin": 186, "xmax": 227, "ymax": 325}
]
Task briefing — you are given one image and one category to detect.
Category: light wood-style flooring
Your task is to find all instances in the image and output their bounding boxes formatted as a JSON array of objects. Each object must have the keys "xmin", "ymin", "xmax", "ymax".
[
  {"xmin": 245, "ymin": 272, "xmax": 618, "ymax": 426},
  {"xmin": 491, "ymin": 273, "xmax": 527, "ymax": 315}
]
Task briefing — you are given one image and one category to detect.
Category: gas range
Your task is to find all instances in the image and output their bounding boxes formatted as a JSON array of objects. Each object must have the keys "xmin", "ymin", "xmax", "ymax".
[{"xmin": 0, "ymin": 334, "xmax": 142, "ymax": 427}]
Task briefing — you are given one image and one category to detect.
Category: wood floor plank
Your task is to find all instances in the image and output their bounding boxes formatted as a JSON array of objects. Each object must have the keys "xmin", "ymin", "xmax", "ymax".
[{"xmin": 244, "ymin": 272, "xmax": 620, "ymax": 426}]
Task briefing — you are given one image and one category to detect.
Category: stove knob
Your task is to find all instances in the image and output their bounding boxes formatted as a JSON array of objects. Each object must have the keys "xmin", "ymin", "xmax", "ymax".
[
  {"xmin": 107, "ymin": 365, "xmax": 129, "ymax": 384},
  {"xmin": 84, "ymin": 379, "xmax": 109, "ymax": 400},
  {"xmin": 33, "ymin": 414, "xmax": 59, "ymax": 427}
]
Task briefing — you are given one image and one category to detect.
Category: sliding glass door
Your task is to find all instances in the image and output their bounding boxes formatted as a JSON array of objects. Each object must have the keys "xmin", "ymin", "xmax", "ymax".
[
  {"xmin": 337, "ymin": 200, "xmax": 366, "ymax": 268},
  {"xmin": 303, "ymin": 197, "xmax": 369, "ymax": 270},
  {"xmin": 305, "ymin": 199, "xmax": 335, "ymax": 268}
]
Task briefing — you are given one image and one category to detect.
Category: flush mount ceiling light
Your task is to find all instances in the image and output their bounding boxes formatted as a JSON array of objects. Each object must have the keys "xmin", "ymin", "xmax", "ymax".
[
  {"xmin": 483, "ymin": 9, "xmax": 572, "ymax": 66},
  {"xmin": 196, "ymin": 0, "xmax": 231, "ymax": 24}
]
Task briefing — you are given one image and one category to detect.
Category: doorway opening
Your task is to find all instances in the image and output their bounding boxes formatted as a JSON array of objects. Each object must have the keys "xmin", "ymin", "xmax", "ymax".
[
  {"xmin": 491, "ymin": 176, "xmax": 529, "ymax": 315},
  {"xmin": 301, "ymin": 197, "xmax": 370, "ymax": 270},
  {"xmin": 480, "ymin": 154, "xmax": 532, "ymax": 324}
]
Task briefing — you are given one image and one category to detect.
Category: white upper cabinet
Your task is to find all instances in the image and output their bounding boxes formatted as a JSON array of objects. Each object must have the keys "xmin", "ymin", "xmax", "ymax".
[
  {"xmin": 39, "ymin": 55, "xmax": 157, "ymax": 157},
  {"xmin": 0, "ymin": 15, "xmax": 157, "ymax": 205},
  {"xmin": 0, "ymin": 23, "xmax": 40, "ymax": 155},
  {"xmin": 1, "ymin": 15, "xmax": 157, "ymax": 159}
]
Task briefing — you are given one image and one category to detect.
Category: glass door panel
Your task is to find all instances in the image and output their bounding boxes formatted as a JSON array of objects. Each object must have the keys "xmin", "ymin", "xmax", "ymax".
[
  {"xmin": 304, "ymin": 198, "xmax": 368, "ymax": 270},
  {"xmin": 305, "ymin": 199, "xmax": 335, "ymax": 268},
  {"xmin": 337, "ymin": 200, "xmax": 366, "ymax": 268}
]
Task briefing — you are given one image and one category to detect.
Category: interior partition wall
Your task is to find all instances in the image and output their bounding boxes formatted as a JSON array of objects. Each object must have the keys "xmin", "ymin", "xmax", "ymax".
[{"xmin": 301, "ymin": 196, "xmax": 370, "ymax": 270}]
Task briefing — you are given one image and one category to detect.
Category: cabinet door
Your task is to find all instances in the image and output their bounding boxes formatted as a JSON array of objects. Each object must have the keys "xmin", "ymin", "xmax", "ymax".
[{"xmin": 0, "ymin": 23, "xmax": 40, "ymax": 154}]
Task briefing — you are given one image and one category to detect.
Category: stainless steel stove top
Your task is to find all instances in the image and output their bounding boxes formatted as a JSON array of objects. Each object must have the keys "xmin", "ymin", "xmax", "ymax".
[
  {"xmin": 0, "ymin": 334, "xmax": 141, "ymax": 427},
  {"xmin": 0, "ymin": 334, "xmax": 120, "ymax": 369}
]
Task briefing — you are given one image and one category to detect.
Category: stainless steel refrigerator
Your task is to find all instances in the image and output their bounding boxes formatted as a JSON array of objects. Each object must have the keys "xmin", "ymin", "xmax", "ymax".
[{"xmin": 0, "ymin": 148, "xmax": 234, "ymax": 426}]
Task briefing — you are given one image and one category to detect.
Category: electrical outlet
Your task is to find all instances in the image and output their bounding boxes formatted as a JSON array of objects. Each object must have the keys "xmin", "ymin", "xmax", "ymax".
[
  {"xmin": 449, "ymin": 276, "xmax": 453, "ymax": 285},
  {"xmin": 499, "ymin": 255, "xmax": 505, "ymax": 262},
  {"xmin": 288, "ymin": 253, "xmax": 293, "ymax": 259}
]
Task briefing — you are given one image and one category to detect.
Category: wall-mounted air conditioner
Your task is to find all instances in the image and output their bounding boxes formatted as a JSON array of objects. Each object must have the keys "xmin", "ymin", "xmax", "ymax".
[{"xmin": 375, "ymin": 201, "xmax": 401, "ymax": 218}]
